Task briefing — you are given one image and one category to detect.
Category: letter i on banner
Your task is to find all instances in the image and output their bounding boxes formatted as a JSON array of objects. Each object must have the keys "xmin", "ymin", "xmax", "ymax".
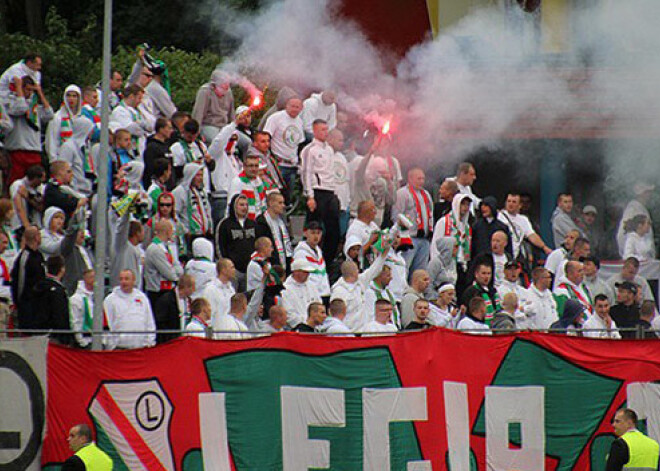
[
  {"xmin": 444, "ymin": 382, "xmax": 470, "ymax": 471},
  {"xmin": 362, "ymin": 387, "xmax": 432, "ymax": 471},
  {"xmin": 199, "ymin": 393, "xmax": 231, "ymax": 471},
  {"xmin": 485, "ymin": 386, "xmax": 545, "ymax": 471},
  {"xmin": 281, "ymin": 386, "xmax": 346, "ymax": 471}
]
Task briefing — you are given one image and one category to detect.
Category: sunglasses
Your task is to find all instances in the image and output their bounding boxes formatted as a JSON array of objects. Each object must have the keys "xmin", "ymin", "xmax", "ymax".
[{"xmin": 160, "ymin": 203, "xmax": 173, "ymax": 207}]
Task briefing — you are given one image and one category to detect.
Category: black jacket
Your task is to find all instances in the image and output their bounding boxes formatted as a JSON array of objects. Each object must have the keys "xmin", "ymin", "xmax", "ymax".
[
  {"xmin": 461, "ymin": 282, "xmax": 499, "ymax": 310},
  {"xmin": 10, "ymin": 248, "xmax": 45, "ymax": 329},
  {"xmin": 255, "ymin": 214, "xmax": 291, "ymax": 272},
  {"xmin": 471, "ymin": 196, "xmax": 513, "ymax": 258},
  {"xmin": 610, "ymin": 303, "xmax": 641, "ymax": 339},
  {"xmin": 43, "ymin": 180, "xmax": 79, "ymax": 219},
  {"xmin": 153, "ymin": 289, "xmax": 182, "ymax": 343},
  {"xmin": 215, "ymin": 194, "xmax": 257, "ymax": 272},
  {"xmin": 142, "ymin": 135, "xmax": 173, "ymax": 188},
  {"xmin": 33, "ymin": 276, "xmax": 73, "ymax": 345}
]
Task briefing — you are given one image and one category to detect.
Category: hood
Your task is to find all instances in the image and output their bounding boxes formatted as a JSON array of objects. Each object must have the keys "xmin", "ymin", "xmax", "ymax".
[
  {"xmin": 180, "ymin": 162, "xmax": 204, "ymax": 190},
  {"xmin": 61, "ymin": 84, "xmax": 82, "ymax": 116},
  {"xmin": 451, "ymin": 193, "xmax": 473, "ymax": 228},
  {"xmin": 121, "ymin": 161, "xmax": 144, "ymax": 186},
  {"xmin": 69, "ymin": 115, "xmax": 95, "ymax": 145},
  {"xmin": 434, "ymin": 236, "xmax": 456, "ymax": 263},
  {"xmin": 75, "ymin": 280, "xmax": 94, "ymax": 297},
  {"xmin": 44, "ymin": 206, "xmax": 65, "ymax": 231},
  {"xmin": 479, "ymin": 196, "xmax": 498, "ymax": 218},
  {"xmin": 557, "ymin": 299, "xmax": 584, "ymax": 327},
  {"xmin": 110, "ymin": 286, "xmax": 138, "ymax": 300},
  {"xmin": 227, "ymin": 192, "xmax": 247, "ymax": 220},
  {"xmin": 210, "ymin": 69, "xmax": 231, "ymax": 86},
  {"xmin": 275, "ymin": 87, "xmax": 298, "ymax": 109},
  {"xmin": 192, "ymin": 237, "xmax": 214, "ymax": 260},
  {"xmin": 343, "ymin": 235, "xmax": 362, "ymax": 258}
]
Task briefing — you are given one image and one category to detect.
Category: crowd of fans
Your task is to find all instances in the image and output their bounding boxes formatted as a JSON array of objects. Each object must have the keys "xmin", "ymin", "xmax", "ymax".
[{"xmin": 0, "ymin": 50, "xmax": 657, "ymax": 348}]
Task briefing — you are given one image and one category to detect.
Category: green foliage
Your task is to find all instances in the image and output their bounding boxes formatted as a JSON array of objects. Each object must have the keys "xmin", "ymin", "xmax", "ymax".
[{"xmin": 0, "ymin": 7, "xmax": 225, "ymax": 112}]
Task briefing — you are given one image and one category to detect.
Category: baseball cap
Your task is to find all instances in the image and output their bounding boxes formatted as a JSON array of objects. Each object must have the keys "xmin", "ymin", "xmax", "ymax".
[
  {"xmin": 615, "ymin": 281, "xmax": 638, "ymax": 294},
  {"xmin": 582, "ymin": 205, "xmax": 598, "ymax": 215},
  {"xmin": 291, "ymin": 259, "xmax": 313, "ymax": 272},
  {"xmin": 236, "ymin": 105, "xmax": 250, "ymax": 116}
]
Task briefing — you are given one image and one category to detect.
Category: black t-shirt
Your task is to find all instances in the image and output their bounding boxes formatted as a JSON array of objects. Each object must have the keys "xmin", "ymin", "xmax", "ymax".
[
  {"xmin": 610, "ymin": 303, "xmax": 640, "ymax": 338},
  {"xmin": 294, "ymin": 323, "xmax": 315, "ymax": 333},
  {"xmin": 404, "ymin": 321, "xmax": 431, "ymax": 330},
  {"xmin": 61, "ymin": 455, "xmax": 86, "ymax": 471}
]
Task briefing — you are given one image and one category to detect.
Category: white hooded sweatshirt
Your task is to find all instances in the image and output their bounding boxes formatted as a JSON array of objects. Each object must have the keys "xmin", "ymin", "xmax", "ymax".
[
  {"xmin": 39, "ymin": 206, "xmax": 65, "ymax": 257},
  {"xmin": 293, "ymin": 241, "xmax": 330, "ymax": 297},
  {"xmin": 173, "ymin": 162, "xmax": 213, "ymax": 236},
  {"xmin": 281, "ymin": 276, "xmax": 322, "ymax": 328},
  {"xmin": 202, "ymin": 278, "xmax": 235, "ymax": 326},
  {"xmin": 57, "ymin": 115, "xmax": 94, "ymax": 196},
  {"xmin": 431, "ymin": 194, "xmax": 472, "ymax": 267},
  {"xmin": 69, "ymin": 280, "xmax": 94, "ymax": 347},
  {"xmin": 46, "ymin": 84, "xmax": 82, "ymax": 162},
  {"xmin": 186, "ymin": 238, "xmax": 216, "ymax": 298},
  {"xmin": 103, "ymin": 286, "xmax": 156, "ymax": 350}
]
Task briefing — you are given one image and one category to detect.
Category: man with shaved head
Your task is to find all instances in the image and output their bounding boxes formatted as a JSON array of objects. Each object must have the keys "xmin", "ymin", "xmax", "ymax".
[
  {"xmin": 553, "ymin": 260, "xmax": 592, "ymax": 318},
  {"xmin": 10, "ymin": 225, "xmax": 45, "ymax": 329},
  {"xmin": 393, "ymin": 167, "xmax": 434, "ymax": 277},
  {"xmin": 144, "ymin": 219, "xmax": 183, "ymax": 308}
]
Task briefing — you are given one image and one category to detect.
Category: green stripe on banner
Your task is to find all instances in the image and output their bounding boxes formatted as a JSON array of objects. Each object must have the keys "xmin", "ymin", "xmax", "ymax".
[
  {"xmin": 204, "ymin": 348, "xmax": 423, "ymax": 471},
  {"xmin": 93, "ymin": 418, "xmax": 130, "ymax": 471}
]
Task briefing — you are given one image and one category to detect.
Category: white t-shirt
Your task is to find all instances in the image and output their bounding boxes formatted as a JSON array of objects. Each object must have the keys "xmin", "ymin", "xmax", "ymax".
[
  {"xmin": 497, "ymin": 210, "xmax": 535, "ymax": 258},
  {"xmin": 263, "ymin": 110, "xmax": 304, "ymax": 167},
  {"xmin": 492, "ymin": 253, "xmax": 508, "ymax": 287}
]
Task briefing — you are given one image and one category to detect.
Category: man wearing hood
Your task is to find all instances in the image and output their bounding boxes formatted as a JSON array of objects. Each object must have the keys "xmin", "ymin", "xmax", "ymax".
[
  {"xmin": 32, "ymin": 255, "xmax": 73, "ymax": 345},
  {"xmin": 431, "ymin": 194, "xmax": 472, "ymax": 295},
  {"xmin": 281, "ymin": 259, "xmax": 322, "ymax": 328},
  {"xmin": 457, "ymin": 297, "xmax": 491, "ymax": 335},
  {"xmin": 40, "ymin": 206, "xmax": 67, "ymax": 257},
  {"xmin": 549, "ymin": 298, "xmax": 585, "ymax": 335},
  {"xmin": 215, "ymin": 194, "xmax": 256, "ymax": 290},
  {"xmin": 10, "ymin": 226, "xmax": 44, "ymax": 329},
  {"xmin": 616, "ymin": 182, "xmax": 655, "ymax": 258},
  {"xmin": 192, "ymin": 70, "xmax": 235, "ymax": 143},
  {"xmin": 4, "ymin": 75, "xmax": 52, "ymax": 184},
  {"xmin": 471, "ymin": 196, "xmax": 512, "ymax": 258},
  {"xmin": 393, "ymin": 167, "xmax": 434, "ymax": 276},
  {"xmin": 550, "ymin": 192, "xmax": 584, "ymax": 249},
  {"xmin": 69, "ymin": 268, "xmax": 95, "ymax": 348},
  {"xmin": 173, "ymin": 163, "xmax": 213, "ymax": 243},
  {"xmin": 104, "ymin": 269, "xmax": 156, "ymax": 350},
  {"xmin": 185, "ymin": 237, "xmax": 216, "ymax": 298},
  {"xmin": 428, "ymin": 236, "xmax": 457, "ymax": 289},
  {"xmin": 57, "ymin": 116, "xmax": 95, "ymax": 196},
  {"xmin": 45, "ymin": 85, "xmax": 82, "ymax": 162},
  {"xmin": 301, "ymin": 91, "xmax": 337, "ymax": 137}
]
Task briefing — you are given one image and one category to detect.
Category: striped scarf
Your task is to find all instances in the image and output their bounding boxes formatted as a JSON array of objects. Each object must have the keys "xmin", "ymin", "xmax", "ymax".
[
  {"xmin": 25, "ymin": 93, "xmax": 39, "ymax": 130},
  {"xmin": 180, "ymin": 139, "xmax": 205, "ymax": 163},
  {"xmin": 81, "ymin": 296, "xmax": 94, "ymax": 332},
  {"xmin": 238, "ymin": 171, "xmax": 266, "ymax": 220},
  {"xmin": 473, "ymin": 282, "xmax": 501, "ymax": 326},
  {"xmin": 187, "ymin": 187, "xmax": 210, "ymax": 235},
  {"xmin": 250, "ymin": 252, "xmax": 281, "ymax": 286},
  {"xmin": 59, "ymin": 107, "xmax": 73, "ymax": 145},
  {"xmin": 372, "ymin": 281, "xmax": 400, "ymax": 329},
  {"xmin": 444, "ymin": 213, "xmax": 471, "ymax": 263}
]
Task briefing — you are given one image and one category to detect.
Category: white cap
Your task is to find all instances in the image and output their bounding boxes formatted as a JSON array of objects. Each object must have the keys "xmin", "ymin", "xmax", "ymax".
[
  {"xmin": 236, "ymin": 105, "xmax": 250, "ymax": 116},
  {"xmin": 582, "ymin": 205, "xmax": 597, "ymax": 215},
  {"xmin": 291, "ymin": 259, "xmax": 313, "ymax": 272},
  {"xmin": 438, "ymin": 284, "xmax": 456, "ymax": 294}
]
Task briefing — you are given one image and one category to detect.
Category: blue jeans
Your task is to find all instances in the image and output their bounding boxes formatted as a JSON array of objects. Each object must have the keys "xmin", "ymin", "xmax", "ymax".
[
  {"xmin": 402, "ymin": 237, "xmax": 430, "ymax": 282},
  {"xmin": 210, "ymin": 195, "xmax": 228, "ymax": 229},
  {"xmin": 339, "ymin": 209, "xmax": 350, "ymax": 238},
  {"xmin": 280, "ymin": 166, "xmax": 298, "ymax": 204}
]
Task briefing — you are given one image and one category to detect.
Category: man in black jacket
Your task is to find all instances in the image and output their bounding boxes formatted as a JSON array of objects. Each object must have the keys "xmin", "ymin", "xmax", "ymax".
[
  {"xmin": 471, "ymin": 196, "xmax": 513, "ymax": 258},
  {"xmin": 215, "ymin": 194, "xmax": 256, "ymax": 291},
  {"xmin": 10, "ymin": 226, "xmax": 45, "ymax": 330},
  {"xmin": 610, "ymin": 281, "xmax": 641, "ymax": 339},
  {"xmin": 43, "ymin": 161, "xmax": 87, "ymax": 219},
  {"xmin": 32, "ymin": 255, "xmax": 73, "ymax": 345},
  {"xmin": 142, "ymin": 117, "xmax": 174, "ymax": 187},
  {"xmin": 153, "ymin": 273, "xmax": 195, "ymax": 343}
]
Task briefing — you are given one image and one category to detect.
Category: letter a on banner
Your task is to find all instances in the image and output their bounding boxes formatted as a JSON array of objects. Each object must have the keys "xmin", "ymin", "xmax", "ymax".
[
  {"xmin": 199, "ymin": 393, "xmax": 231, "ymax": 471},
  {"xmin": 362, "ymin": 387, "xmax": 431, "ymax": 471},
  {"xmin": 281, "ymin": 386, "xmax": 345, "ymax": 471},
  {"xmin": 485, "ymin": 386, "xmax": 545, "ymax": 471}
]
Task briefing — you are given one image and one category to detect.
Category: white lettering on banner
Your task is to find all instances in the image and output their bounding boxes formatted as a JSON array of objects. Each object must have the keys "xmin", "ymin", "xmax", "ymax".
[
  {"xmin": 443, "ymin": 381, "xmax": 471, "ymax": 471},
  {"xmin": 362, "ymin": 387, "xmax": 432, "ymax": 471},
  {"xmin": 485, "ymin": 386, "xmax": 545, "ymax": 471},
  {"xmin": 627, "ymin": 382, "xmax": 660, "ymax": 443},
  {"xmin": 281, "ymin": 386, "xmax": 346, "ymax": 471},
  {"xmin": 199, "ymin": 393, "xmax": 231, "ymax": 471}
]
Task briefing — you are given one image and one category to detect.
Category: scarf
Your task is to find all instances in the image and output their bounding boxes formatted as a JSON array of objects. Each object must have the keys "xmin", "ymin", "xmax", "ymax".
[
  {"xmin": 372, "ymin": 281, "xmax": 400, "ymax": 329},
  {"xmin": 58, "ymin": 108, "xmax": 73, "ymax": 145},
  {"xmin": 82, "ymin": 144, "xmax": 95, "ymax": 175},
  {"xmin": 409, "ymin": 186, "xmax": 432, "ymax": 235},
  {"xmin": 473, "ymin": 282, "xmax": 501, "ymax": 326},
  {"xmin": 153, "ymin": 236, "xmax": 176, "ymax": 290},
  {"xmin": 237, "ymin": 171, "xmax": 266, "ymax": 220},
  {"xmin": 558, "ymin": 282, "xmax": 593, "ymax": 316},
  {"xmin": 304, "ymin": 245, "xmax": 327, "ymax": 277},
  {"xmin": 180, "ymin": 139, "xmax": 205, "ymax": 164},
  {"xmin": 25, "ymin": 93, "xmax": 39, "ymax": 131},
  {"xmin": 265, "ymin": 212, "xmax": 292, "ymax": 267},
  {"xmin": 444, "ymin": 213, "xmax": 471, "ymax": 264},
  {"xmin": 187, "ymin": 187, "xmax": 210, "ymax": 235},
  {"xmin": 81, "ymin": 296, "xmax": 94, "ymax": 332},
  {"xmin": 250, "ymin": 251, "xmax": 281, "ymax": 286}
]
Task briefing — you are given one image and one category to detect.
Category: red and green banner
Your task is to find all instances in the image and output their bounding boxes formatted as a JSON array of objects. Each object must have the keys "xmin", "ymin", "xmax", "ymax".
[{"xmin": 41, "ymin": 330, "xmax": 660, "ymax": 470}]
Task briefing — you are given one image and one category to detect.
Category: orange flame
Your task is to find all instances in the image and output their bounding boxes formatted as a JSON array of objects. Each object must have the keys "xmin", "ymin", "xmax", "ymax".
[
  {"xmin": 381, "ymin": 120, "xmax": 391, "ymax": 135},
  {"xmin": 251, "ymin": 94, "xmax": 263, "ymax": 108}
]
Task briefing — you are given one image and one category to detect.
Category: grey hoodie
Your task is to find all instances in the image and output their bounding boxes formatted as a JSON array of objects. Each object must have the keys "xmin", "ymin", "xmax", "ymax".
[
  {"xmin": 57, "ymin": 115, "xmax": 94, "ymax": 196},
  {"xmin": 428, "ymin": 236, "xmax": 458, "ymax": 288}
]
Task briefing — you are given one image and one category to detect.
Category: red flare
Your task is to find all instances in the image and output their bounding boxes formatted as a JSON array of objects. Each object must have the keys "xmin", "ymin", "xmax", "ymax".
[
  {"xmin": 381, "ymin": 120, "xmax": 391, "ymax": 135},
  {"xmin": 251, "ymin": 94, "xmax": 263, "ymax": 108}
]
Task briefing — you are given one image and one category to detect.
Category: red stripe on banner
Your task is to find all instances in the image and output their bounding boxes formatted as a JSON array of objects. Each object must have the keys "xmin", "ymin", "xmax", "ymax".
[{"xmin": 96, "ymin": 386, "xmax": 167, "ymax": 471}]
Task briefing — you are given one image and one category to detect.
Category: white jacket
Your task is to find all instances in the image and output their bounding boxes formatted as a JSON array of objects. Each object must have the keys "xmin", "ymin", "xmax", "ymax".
[
  {"xmin": 301, "ymin": 138, "xmax": 337, "ymax": 196},
  {"xmin": 360, "ymin": 320, "xmax": 398, "ymax": 335},
  {"xmin": 281, "ymin": 277, "xmax": 322, "ymax": 328},
  {"xmin": 103, "ymin": 287, "xmax": 156, "ymax": 350},
  {"xmin": 456, "ymin": 316, "xmax": 491, "ymax": 335},
  {"xmin": 582, "ymin": 314, "xmax": 621, "ymax": 339},
  {"xmin": 521, "ymin": 284, "xmax": 558, "ymax": 329},
  {"xmin": 320, "ymin": 317, "xmax": 353, "ymax": 336},
  {"xmin": 185, "ymin": 259, "xmax": 216, "ymax": 300},
  {"xmin": 293, "ymin": 242, "xmax": 330, "ymax": 296},
  {"xmin": 69, "ymin": 281, "xmax": 94, "ymax": 347},
  {"xmin": 214, "ymin": 314, "xmax": 250, "ymax": 340},
  {"xmin": 330, "ymin": 254, "xmax": 386, "ymax": 331},
  {"xmin": 202, "ymin": 278, "xmax": 236, "ymax": 326}
]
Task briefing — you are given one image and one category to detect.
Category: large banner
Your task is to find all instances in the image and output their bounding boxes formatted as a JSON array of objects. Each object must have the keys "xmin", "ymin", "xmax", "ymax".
[
  {"xmin": 42, "ymin": 330, "xmax": 660, "ymax": 470},
  {"xmin": 0, "ymin": 336, "xmax": 47, "ymax": 471}
]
